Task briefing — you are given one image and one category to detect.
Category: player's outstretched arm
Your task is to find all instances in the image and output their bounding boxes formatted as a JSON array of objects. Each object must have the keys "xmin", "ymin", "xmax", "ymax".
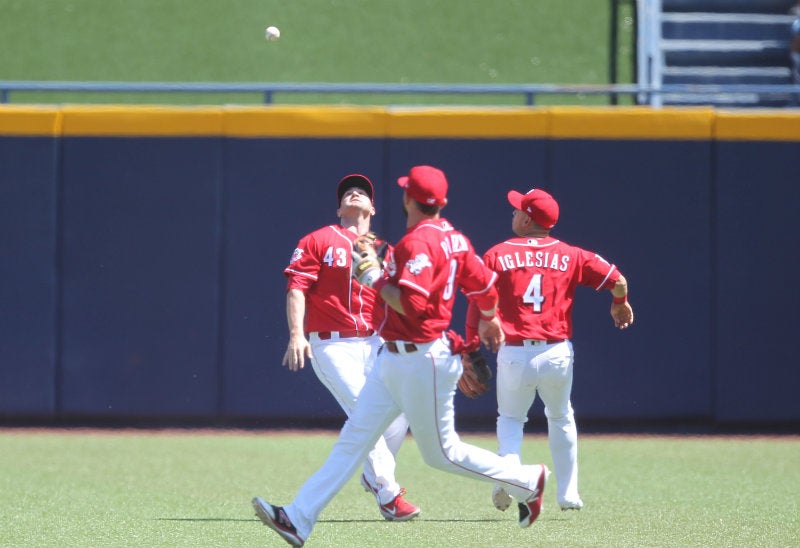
[{"xmin": 282, "ymin": 289, "xmax": 313, "ymax": 371}]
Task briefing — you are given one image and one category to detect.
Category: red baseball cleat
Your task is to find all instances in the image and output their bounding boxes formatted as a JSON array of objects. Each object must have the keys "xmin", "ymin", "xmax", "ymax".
[
  {"xmin": 360, "ymin": 474, "xmax": 421, "ymax": 521},
  {"xmin": 518, "ymin": 464, "xmax": 549, "ymax": 528}
]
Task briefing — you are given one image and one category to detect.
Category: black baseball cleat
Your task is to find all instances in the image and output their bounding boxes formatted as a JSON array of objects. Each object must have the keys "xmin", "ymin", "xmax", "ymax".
[{"xmin": 252, "ymin": 497, "xmax": 305, "ymax": 547}]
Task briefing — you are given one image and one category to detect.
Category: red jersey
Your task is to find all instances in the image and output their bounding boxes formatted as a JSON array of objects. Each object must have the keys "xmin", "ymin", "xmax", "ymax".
[
  {"xmin": 284, "ymin": 225, "xmax": 385, "ymax": 333},
  {"xmin": 483, "ymin": 236, "xmax": 620, "ymax": 341},
  {"xmin": 381, "ymin": 218, "xmax": 497, "ymax": 342}
]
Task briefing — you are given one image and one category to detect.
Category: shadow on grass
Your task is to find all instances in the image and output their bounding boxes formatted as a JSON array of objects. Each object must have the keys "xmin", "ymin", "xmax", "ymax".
[
  {"xmin": 157, "ymin": 517, "xmax": 506, "ymax": 523},
  {"xmin": 320, "ymin": 518, "xmax": 504, "ymax": 523},
  {"xmin": 156, "ymin": 518, "xmax": 255, "ymax": 522}
]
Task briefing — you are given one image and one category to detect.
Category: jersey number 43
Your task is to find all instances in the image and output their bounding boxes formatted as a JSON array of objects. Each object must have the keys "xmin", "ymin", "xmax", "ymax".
[{"xmin": 323, "ymin": 246, "xmax": 348, "ymax": 267}]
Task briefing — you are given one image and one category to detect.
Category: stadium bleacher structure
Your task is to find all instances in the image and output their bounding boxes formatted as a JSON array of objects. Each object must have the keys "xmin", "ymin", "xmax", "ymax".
[{"xmin": 638, "ymin": 0, "xmax": 798, "ymax": 106}]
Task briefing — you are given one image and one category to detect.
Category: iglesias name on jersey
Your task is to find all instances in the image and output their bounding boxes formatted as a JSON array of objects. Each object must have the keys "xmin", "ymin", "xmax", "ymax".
[
  {"xmin": 484, "ymin": 236, "xmax": 620, "ymax": 341},
  {"xmin": 284, "ymin": 224, "xmax": 383, "ymax": 333},
  {"xmin": 381, "ymin": 218, "xmax": 497, "ymax": 342}
]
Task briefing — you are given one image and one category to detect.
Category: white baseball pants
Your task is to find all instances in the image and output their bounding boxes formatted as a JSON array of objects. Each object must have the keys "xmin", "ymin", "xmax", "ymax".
[
  {"xmin": 496, "ymin": 340, "xmax": 580, "ymax": 507},
  {"xmin": 286, "ymin": 335, "xmax": 542, "ymax": 540},
  {"xmin": 307, "ymin": 333, "xmax": 410, "ymax": 504}
]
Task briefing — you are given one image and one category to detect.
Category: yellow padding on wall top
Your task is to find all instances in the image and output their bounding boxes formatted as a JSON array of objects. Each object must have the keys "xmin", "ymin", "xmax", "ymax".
[
  {"xmin": 549, "ymin": 106, "xmax": 715, "ymax": 140},
  {"xmin": 2, "ymin": 105, "xmax": 800, "ymax": 141},
  {"xmin": 0, "ymin": 105, "xmax": 61, "ymax": 136},
  {"xmin": 60, "ymin": 105, "xmax": 223, "ymax": 136},
  {"xmin": 714, "ymin": 111, "xmax": 800, "ymax": 141},
  {"xmin": 386, "ymin": 107, "xmax": 548, "ymax": 138},
  {"xmin": 223, "ymin": 105, "xmax": 387, "ymax": 137}
]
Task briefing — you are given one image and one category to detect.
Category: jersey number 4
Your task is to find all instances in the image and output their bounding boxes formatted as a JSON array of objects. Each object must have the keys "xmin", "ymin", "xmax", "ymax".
[{"xmin": 522, "ymin": 273, "xmax": 545, "ymax": 313}]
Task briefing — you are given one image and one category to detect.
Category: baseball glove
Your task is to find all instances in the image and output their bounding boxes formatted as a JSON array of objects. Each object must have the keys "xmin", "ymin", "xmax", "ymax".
[
  {"xmin": 457, "ymin": 350, "xmax": 492, "ymax": 399},
  {"xmin": 352, "ymin": 253, "xmax": 382, "ymax": 287},
  {"xmin": 352, "ymin": 233, "xmax": 383, "ymax": 288},
  {"xmin": 354, "ymin": 232, "xmax": 388, "ymax": 261}
]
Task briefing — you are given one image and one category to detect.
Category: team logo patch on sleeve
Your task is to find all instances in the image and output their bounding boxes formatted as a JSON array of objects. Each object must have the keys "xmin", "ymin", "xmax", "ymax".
[
  {"xmin": 289, "ymin": 248, "xmax": 304, "ymax": 263},
  {"xmin": 406, "ymin": 253, "xmax": 433, "ymax": 275}
]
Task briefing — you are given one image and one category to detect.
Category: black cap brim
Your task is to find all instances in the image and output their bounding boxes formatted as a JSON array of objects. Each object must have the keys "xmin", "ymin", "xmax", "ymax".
[{"xmin": 337, "ymin": 174, "xmax": 374, "ymax": 204}]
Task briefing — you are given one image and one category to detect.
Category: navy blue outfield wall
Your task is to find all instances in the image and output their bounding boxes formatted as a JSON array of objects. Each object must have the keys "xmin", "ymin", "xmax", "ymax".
[
  {"xmin": 0, "ymin": 135, "xmax": 58, "ymax": 415},
  {"xmin": 0, "ymin": 105, "xmax": 798, "ymax": 428},
  {"xmin": 58, "ymin": 136, "xmax": 222, "ymax": 417}
]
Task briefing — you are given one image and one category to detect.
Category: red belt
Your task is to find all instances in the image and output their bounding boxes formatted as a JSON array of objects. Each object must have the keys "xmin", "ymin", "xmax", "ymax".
[
  {"xmin": 505, "ymin": 339, "xmax": 565, "ymax": 346},
  {"xmin": 384, "ymin": 341, "xmax": 419, "ymax": 353},
  {"xmin": 313, "ymin": 330, "xmax": 375, "ymax": 340}
]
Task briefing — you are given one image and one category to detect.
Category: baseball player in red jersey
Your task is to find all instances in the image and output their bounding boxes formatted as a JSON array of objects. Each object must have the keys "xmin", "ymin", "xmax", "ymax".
[
  {"xmin": 466, "ymin": 188, "xmax": 634, "ymax": 513},
  {"xmin": 253, "ymin": 166, "xmax": 550, "ymax": 547},
  {"xmin": 281, "ymin": 174, "xmax": 419, "ymax": 521}
]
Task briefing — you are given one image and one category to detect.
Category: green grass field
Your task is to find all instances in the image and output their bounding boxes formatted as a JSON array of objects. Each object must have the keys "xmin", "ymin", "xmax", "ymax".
[
  {"xmin": 1, "ymin": 429, "xmax": 797, "ymax": 547},
  {"xmin": 0, "ymin": 0, "xmax": 635, "ymax": 106}
]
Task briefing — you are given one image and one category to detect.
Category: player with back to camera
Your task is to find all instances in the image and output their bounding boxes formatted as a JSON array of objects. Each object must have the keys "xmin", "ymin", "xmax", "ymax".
[
  {"xmin": 280, "ymin": 174, "xmax": 419, "ymax": 521},
  {"xmin": 253, "ymin": 165, "xmax": 550, "ymax": 547},
  {"xmin": 464, "ymin": 187, "xmax": 633, "ymax": 512}
]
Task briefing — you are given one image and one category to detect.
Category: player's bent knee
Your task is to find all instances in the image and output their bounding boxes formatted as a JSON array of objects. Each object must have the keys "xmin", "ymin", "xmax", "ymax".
[
  {"xmin": 546, "ymin": 414, "xmax": 575, "ymax": 428},
  {"xmin": 498, "ymin": 414, "xmax": 528, "ymax": 424},
  {"xmin": 420, "ymin": 452, "xmax": 451, "ymax": 471},
  {"xmin": 418, "ymin": 446, "xmax": 460, "ymax": 471}
]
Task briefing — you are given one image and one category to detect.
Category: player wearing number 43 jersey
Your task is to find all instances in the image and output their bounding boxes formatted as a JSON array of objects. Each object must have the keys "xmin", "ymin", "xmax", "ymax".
[
  {"xmin": 280, "ymin": 174, "xmax": 418, "ymax": 521},
  {"xmin": 468, "ymin": 187, "xmax": 634, "ymax": 513}
]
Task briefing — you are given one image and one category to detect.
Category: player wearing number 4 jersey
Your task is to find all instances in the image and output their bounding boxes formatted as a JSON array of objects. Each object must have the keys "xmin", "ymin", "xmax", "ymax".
[
  {"xmin": 280, "ymin": 174, "xmax": 418, "ymax": 521},
  {"xmin": 468, "ymin": 188, "xmax": 634, "ymax": 513},
  {"xmin": 254, "ymin": 166, "xmax": 549, "ymax": 547}
]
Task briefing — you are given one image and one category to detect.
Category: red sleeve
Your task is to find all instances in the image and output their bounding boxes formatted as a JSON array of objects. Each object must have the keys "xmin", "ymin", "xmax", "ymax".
[
  {"xmin": 465, "ymin": 299, "xmax": 480, "ymax": 342},
  {"xmin": 399, "ymin": 290, "xmax": 429, "ymax": 321},
  {"xmin": 393, "ymin": 237, "xmax": 436, "ymax": 298},
  {"xmin": 459, "ymin": 250, "xmax": 498, "ymax": 311},
  {"xmin": 470, "ymin": 284, "xmax": 498, "ymax": 312},
  {"xmin": 577, "ymin": 249, "xmax": 621, "ymax": 291},
  {"xmin": 284, "ymin": 233, "xmax": 319, "ymax": 292}
]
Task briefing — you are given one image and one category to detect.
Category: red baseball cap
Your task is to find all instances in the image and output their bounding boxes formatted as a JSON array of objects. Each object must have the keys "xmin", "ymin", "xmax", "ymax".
[
  {"xmin": 507, "ymin": 188, "xmax": 559, "ymax": 229},
  {"xmin": 337, "ymin": 174, "xmax": 374, "ymax": 204},
  {"xmin": 397, "ymin": 165, "xmax": 448, "ymax": 207}
]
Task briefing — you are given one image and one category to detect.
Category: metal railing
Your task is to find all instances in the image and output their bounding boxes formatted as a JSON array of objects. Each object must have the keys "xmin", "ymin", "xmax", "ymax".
[
  {"xmin": 637, "ymin": 0, "xmax": 664, "ymax": 106},
  {"xmin": 1, "ymin": 80, "xmax": 799, "ymax": 106}
]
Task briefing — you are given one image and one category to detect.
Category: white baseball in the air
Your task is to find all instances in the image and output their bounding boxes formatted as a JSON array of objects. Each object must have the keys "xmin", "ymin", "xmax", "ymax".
[{"xmin": 265, "ymin": 26, "xmax": 281, "ymax": 42}]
